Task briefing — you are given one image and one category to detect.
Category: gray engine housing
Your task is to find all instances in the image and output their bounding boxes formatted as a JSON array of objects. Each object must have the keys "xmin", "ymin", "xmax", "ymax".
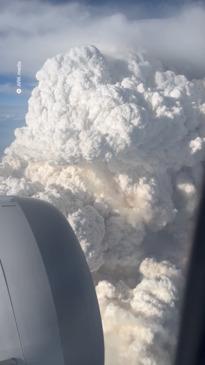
[{"xmin": 0, "ymin": 196, "xmax": 104, "ymax": 365}]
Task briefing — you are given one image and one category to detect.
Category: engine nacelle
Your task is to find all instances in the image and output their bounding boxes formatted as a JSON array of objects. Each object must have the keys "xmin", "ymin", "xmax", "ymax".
[{"xmin": 0, "ymin": 196, "xmax": 104, "ymax": 365}]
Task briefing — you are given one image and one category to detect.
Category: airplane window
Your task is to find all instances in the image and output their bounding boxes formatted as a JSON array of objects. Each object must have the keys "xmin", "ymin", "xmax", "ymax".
[{"xmin": 0, "ymin": 1, "xmax": 204, "ymax": 364}]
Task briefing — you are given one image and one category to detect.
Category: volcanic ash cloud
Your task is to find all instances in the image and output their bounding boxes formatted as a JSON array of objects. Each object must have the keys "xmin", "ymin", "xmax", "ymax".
[{"xmin": 1, "ymin": 45, "xmax": 205, "ymax": 364}]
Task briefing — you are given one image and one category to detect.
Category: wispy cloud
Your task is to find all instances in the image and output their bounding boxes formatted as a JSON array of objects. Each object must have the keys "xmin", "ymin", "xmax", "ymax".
[
  {"xmin": 0, "ymin": 81, "xmax": 34, "ymax": 96},
  {"xmin": 0, "ymin": 104, "xmax": 27, "ymax": 122}
]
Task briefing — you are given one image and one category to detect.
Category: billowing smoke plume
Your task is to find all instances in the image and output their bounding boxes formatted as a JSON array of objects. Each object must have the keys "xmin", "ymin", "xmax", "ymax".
[{"xmin": 1, "ymin": 45, "xmax": 205, "ymax": 363}]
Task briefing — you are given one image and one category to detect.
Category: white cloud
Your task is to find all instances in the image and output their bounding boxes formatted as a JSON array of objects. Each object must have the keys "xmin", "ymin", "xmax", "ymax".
[
  {"xmin": 0, "ymin": 1, "xmax": 204, "ymax": 78},
  {"xmin": 97, "ymin": 258, "xmax": 182, "ymax": 365},
  {"xmin": 0, "ymin": 45, "xmax": 204, "ymax": 363}
]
